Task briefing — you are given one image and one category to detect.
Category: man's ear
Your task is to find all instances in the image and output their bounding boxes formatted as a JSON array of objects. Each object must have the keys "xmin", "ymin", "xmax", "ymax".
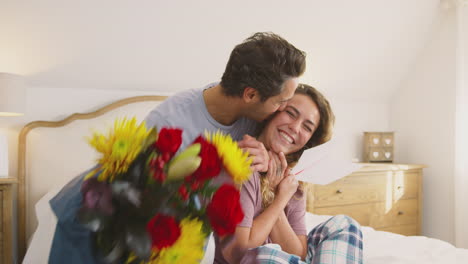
[{"xmin": 243, "ymin": 87, "xmax": 260, "ymax": 103}]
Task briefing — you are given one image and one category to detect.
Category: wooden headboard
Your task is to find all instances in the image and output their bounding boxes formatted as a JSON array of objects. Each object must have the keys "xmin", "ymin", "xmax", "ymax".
[{"xmin": 17, "ymin": 95, "xmax": 167, "ymax": 261}]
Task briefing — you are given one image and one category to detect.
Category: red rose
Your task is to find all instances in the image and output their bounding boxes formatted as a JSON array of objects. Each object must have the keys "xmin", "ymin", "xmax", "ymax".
[
  {"xmin": 207, "ymin": 184, "xmax": 244, "ymax": 236},
  {"xmin": 152, "ymin": 169, "xmax": 166, "ymax": 182},
  {"xmin": 150, "ymin": 155, "xmax": 169, "ymax": 182},
  {"xmin": 155, "ymin": 128, "xmax": 183, "ymax": 155},
  {"xmin": 178, "ymin": 185, "xmax": 189, "ymax": 201},
  {"xmin": 188, "ymin": 136, "xmax": 221, "ymax": 183},
  {"xmin": 190, "ymin": 180, "xmax": 201, "ymax": 191},
  {"xmin": 146, "ymin": 214, "xmax": 181, "ymax": 249}
]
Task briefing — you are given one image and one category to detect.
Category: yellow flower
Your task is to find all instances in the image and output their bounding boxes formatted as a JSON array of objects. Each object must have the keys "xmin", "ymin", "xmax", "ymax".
[
  {"xmin": 149, "ymin": 218, "xmax": 206, "ymax": 264},
  {"xmin": 205, "ymin": 131, "xmax": 252, "ymax": 184},
  {"xmin": 87, "ymin": 117, "xmax": 151, "ymax": 182},
  {"xmin": 125, "ymin": 252, "xmax": 139, "ymax": 264}
]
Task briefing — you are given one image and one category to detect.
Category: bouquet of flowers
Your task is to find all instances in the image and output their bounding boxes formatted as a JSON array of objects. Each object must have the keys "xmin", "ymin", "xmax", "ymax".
[{"xmin": 77, "ymin": 117, "xmax": 252, "ymax": 264}]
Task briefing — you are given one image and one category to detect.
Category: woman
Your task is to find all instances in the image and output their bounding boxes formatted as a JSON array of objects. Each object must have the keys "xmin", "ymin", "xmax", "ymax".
[{"xmin": 214, "ymin": 84, "xmax": 363, "ymax": 264}]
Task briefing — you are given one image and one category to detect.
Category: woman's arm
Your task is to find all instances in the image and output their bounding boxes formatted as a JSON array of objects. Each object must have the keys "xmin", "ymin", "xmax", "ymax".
[
  {"xmin": 222, "ymin": 179, "xmax": 300, "ymax": 263},
  {"xmin": 269, "ymin": 210, "xmax": 307, "ymax": 259},
  {"xmin": 221, "ymin": 193, "xmax": 291, "ymax": 263},
  {"xmin": 269, "ymin": 180, "xmax": 308, "ymax": 259}
]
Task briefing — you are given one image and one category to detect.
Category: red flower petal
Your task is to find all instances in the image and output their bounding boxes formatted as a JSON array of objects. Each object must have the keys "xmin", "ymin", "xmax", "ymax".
[
  {"xmin": 146, "ymin": 214, "xmax": 181, "ymax": 249},
  {"xmin": 155, "ymin": 128, "xmax": 183, "ymax": 156},
  {"xmin": 207, "ymin": 184, "xmax": 244, "ymax": 236},
  {"xmin": 189, "ymin": 136, "xmax": 221, "ymax": 182}
]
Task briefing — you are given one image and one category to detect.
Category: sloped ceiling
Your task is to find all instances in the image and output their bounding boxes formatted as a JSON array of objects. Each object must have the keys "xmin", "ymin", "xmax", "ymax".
[{"xmin": 0, "ymin": 0, "xmax": 441, "ymax": 101}]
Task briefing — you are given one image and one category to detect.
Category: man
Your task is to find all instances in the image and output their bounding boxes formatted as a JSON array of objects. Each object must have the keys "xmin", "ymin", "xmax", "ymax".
[
  {"xmin": 48, "ymin": 32, "xmax": 306, "ymax": 263},
  {"xmin": 145, "ymin": 32, "xmax": 306, "ymax": 171}
]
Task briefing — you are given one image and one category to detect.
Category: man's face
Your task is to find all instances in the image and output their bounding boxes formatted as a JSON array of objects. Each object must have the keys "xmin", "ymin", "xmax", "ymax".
[{"xmin": 249, "ymin": 78, "xmax": 299, "ymax": 121}]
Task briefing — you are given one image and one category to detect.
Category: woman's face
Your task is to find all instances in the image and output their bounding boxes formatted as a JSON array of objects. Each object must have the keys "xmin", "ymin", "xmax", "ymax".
[{"xmin": 259, "ymin": 93, "xmax": 320, "ymax": 155}]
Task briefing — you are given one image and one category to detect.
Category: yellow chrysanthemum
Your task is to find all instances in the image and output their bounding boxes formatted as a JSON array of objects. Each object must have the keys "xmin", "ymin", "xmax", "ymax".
[
  {"xmin": 125, "ymin": 252, "xmax": 139, "ymax": 264},
  {"xmin": 205, "ymin": 131, "xmax": 252, "ymax": 184},
  {"xmin": 149, "ymin": 218, "xmax": 206, "ymax": 264},
  {"xmin": 87, "ymin": 117, "xmax": 151, "ymax": 182}
]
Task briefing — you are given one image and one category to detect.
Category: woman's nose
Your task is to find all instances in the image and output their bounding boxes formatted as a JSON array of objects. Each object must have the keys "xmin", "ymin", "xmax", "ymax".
[{"xmin": 289, "ymin": 120, "xmax": 301, "ymax": 133}]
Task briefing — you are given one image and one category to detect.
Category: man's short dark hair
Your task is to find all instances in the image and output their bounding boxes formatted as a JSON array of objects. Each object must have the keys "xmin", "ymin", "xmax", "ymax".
[{"xmin": 220, "ymin": 32, "xmax": 306, "ymax": 101}]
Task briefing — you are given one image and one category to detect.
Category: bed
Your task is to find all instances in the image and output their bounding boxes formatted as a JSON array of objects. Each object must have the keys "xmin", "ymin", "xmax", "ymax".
[{"xmin": 18, "ymin": 95, "xmax": 468, "ymax": 264}]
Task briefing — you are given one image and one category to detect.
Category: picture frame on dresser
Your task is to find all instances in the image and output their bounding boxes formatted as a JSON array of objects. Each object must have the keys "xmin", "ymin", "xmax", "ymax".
[{"xmin": 305, "ymin": 163, "xmax": 426, "ymax": 236}]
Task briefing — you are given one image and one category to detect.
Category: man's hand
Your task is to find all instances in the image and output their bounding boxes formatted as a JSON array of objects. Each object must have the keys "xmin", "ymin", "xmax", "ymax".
[{"xmin": 238, "ymin": 134, "xmax": 269, "ymax": 173}]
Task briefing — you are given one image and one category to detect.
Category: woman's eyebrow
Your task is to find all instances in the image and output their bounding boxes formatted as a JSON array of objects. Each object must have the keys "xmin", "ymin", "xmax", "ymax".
[
  {"xmin": 287, "ymin": 105, "xmax": 300, "ymax": 115},
  {"xmin": 305, "ymin": 119, "xmax": 316, "ymax": 128},
  {"xmin": 288, "ymin": 105, "xmax": 316, "ymax": 128}
]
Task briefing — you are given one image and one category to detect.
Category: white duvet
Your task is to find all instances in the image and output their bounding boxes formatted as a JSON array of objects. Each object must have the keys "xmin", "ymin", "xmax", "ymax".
[{"xmin": 23, "ymin": 190, "xmax": 468, "ymax": 264}]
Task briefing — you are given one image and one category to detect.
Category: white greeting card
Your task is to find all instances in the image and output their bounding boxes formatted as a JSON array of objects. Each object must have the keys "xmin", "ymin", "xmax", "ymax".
[{"xmin": 292, "ymin": 140, "xmax": 362, "ymax": 185}]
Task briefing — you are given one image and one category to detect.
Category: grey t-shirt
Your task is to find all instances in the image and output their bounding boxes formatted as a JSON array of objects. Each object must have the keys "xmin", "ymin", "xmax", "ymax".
[
  {"xmin": 145, "ymin": 84, "xmax": 258, "ymax": 148},
  {"xmin": 214, "ymin": 172, "xmax": 307, "ymax": 264}
]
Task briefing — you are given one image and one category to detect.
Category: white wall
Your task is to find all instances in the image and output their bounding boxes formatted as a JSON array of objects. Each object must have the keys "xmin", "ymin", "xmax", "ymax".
[
  {"xmin": 390, "ymin": 7, "xmax": 457, "ymax": 244},
  {"xmin": 454, "ymin": 1, "xmax": 468, "ymax": 248},
  {"xmin": 0, "ymin": 0, "xmax": 438, "ymax": 99},
  {"xmin": 329, "ymin": 96, "xmax": 391, "ymax": 162}
]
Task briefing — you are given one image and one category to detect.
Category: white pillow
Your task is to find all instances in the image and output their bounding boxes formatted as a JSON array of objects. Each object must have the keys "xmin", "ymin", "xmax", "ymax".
[
  {"xmin": 304, "ymin": 213, "xmax": 333, "ymax": 230},
  {"xmin": 23, "ymin": 187, "xmax": 61, "ymax": 264}
]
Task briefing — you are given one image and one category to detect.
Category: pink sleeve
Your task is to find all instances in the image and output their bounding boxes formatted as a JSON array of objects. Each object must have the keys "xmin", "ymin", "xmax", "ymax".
[
  {"xmin": 237, "ymin": 173, "xmax": 260, "ymax": 228},
  {"xmin": 285, "ymin": 191, "xmax": 307, "ymax": 236}
]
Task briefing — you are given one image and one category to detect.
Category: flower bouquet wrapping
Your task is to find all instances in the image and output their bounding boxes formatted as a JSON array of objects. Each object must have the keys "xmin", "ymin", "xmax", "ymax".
[{"xmin": 77, "ymin": 118, "xmax": 252, "ymax": 264}]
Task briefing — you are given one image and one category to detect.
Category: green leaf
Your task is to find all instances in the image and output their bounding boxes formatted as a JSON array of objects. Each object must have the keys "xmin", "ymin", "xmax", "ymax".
[
  {"xmin": 111, "ymin": 181, "xmax": 142, "ymax": 207},
  {"xmin": 125, "ymin": 150, "xmax": 152, "ymax": 188},
  {"xmin": 125, "ymin": 225, "xmax": 152, "ymax": 261},
  {"xmin": 142, "ymin": 128, "xmax": 158, "ymax": 149},
  {"xmin": 77, "ymin": 208, "xmax": 110, "ymax": 232},
  {"xmin": 98, "ymin": 235, "xmax": 126, "ymax": 264}
]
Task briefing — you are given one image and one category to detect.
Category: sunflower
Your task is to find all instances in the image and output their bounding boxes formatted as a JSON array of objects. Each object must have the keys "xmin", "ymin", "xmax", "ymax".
[
  {"xmin": 87, "ymin": 117, "xmax": 151, "ymax": 182},
  {"xmin": 150, "ymin": 218, "xmax": 206, "ymax": 264},
  {"xmin": 205, "ymin": 131, "xmax": 252, "ymax": 184}
]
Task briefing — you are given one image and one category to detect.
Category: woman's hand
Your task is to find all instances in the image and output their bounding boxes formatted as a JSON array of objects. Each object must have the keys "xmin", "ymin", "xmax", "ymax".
[
  {"xmin": 277, "ymin": 173, "xmax": 299, "ymax": 201},
  {"xmin": 265, "ymin": 151, "xmax": 288, "ymax": 190}
]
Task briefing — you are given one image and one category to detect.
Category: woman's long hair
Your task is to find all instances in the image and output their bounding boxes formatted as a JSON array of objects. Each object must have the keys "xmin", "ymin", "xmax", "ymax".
[{"xmin": 260, "ymin": 84, "xmax": 335, "ymax": 208}]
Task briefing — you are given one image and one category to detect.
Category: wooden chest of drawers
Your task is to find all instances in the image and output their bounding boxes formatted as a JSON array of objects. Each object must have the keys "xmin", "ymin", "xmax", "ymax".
[
  {"xmin": 0, "ymin": 178, "xmax": 15, "ymax": 264},
  {"xmin": 305, "ymin": 163, "xmax": 425, "ymax": 236}
]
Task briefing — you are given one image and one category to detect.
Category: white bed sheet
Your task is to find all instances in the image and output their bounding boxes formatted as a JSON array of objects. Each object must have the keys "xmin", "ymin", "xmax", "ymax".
[{"xmin": 23, "ymin": 190, "xmax": 468, "ymax": 264}]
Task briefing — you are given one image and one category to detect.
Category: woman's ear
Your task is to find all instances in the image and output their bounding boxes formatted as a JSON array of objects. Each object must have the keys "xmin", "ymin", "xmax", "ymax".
[{"xmin": 243, "ymin": 87, "xmax": 260, "ymax": 103}]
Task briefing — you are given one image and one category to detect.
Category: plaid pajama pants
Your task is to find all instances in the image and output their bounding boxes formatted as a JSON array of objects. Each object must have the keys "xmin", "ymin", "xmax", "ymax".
[{"xmin": 254, "ymin": 215, "xmax": 363, "ymax": 264}]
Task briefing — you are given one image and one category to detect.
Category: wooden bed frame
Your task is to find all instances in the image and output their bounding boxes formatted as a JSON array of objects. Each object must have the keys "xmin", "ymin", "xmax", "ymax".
[{"xmin": 17, "ymin": 95, "xmax": 167, "ymax": 262}]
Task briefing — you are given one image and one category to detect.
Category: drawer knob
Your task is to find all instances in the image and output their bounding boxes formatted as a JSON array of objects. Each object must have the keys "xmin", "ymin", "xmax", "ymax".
[
  {"xmin": 336, "ymin": 189, "xmax": 343, "ymax": 194},
  {"xmin": 397, "ymin": 186, "xmax": 402, "ymax": 190},
  {"xmin": 398, "ymin": 211, "xmax": 404, "ymax": 215}
]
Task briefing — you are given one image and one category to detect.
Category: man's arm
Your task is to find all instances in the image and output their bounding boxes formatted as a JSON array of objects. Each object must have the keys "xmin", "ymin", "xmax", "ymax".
[{"xmin": 144, "ymin": 107, "xmax": 170, "ymax": 130}]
